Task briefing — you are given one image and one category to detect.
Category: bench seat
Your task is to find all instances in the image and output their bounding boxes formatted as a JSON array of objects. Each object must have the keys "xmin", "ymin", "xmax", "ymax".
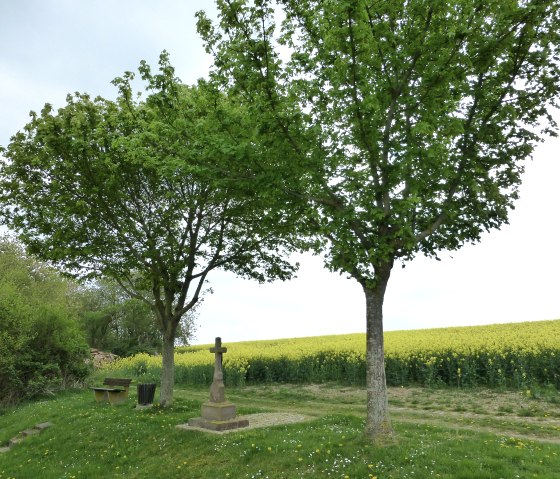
[{"xmin": 92, "ymin": 378, "xmax": 132, "ymax": 405}]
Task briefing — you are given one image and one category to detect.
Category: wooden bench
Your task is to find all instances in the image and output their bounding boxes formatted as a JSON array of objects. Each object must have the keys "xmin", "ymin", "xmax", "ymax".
[{"xmin": 92, "ymin": 378, "xmax": 132, "ymax": 405}]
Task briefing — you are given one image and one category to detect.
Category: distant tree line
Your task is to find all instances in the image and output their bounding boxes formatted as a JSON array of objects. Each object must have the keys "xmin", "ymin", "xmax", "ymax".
[{"xmin": 75, "ymin": 279, "xmax": 195, "ymax": 358}]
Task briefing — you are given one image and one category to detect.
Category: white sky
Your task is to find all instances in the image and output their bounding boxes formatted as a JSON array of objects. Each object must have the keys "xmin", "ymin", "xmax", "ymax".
[{"xmin": 1, "ymin": 0, "xmax": 559, "ymax": 345}]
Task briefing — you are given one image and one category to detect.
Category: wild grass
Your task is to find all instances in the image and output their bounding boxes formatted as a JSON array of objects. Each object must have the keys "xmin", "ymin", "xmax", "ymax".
[{"xmin": 1, "ymin": 384, "xmax": 559, "ymax": 478}]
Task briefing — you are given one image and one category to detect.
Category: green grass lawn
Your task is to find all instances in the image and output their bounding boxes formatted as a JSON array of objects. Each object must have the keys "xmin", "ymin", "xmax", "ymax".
[{"xmin": 1, "ymin": 384, "xmax": 559, "ymax": 478}]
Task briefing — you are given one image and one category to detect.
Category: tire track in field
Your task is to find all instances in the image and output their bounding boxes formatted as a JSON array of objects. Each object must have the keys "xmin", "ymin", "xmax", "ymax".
[
  {"xmin": 229, "ymin": 394, "xmax": 560, "ymax": 445},
  {"xmin": 178, "ymin": 386, "xmax": 560, "ymax": 444},
  {"xmin": 391, "ymin": 413, "xmax": 560, "ymax": 445}
]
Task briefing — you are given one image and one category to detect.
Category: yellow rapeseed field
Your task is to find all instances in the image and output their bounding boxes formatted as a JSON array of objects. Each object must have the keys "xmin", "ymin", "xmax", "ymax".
[{"xmin": 105, "ymin": 319, "xmax": 560, "ymax": 388}]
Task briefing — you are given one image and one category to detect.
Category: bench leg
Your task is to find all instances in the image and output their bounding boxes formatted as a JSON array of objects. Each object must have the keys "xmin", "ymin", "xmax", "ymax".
[
  {"xmin": 108, "ymin": 390, "xmax": 129, "ymax": 405},
  {"xmin": 94, "ymin": 390, "xmax": 109, "ymax": 402}
]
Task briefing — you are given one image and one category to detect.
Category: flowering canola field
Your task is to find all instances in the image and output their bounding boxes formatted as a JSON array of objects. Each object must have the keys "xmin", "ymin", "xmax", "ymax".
[{"xmin": 105, "ymin": 319, "xmax": 560, "ymax": 389}]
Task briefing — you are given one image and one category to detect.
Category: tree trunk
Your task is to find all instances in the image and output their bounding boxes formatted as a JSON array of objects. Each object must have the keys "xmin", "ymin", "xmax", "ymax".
[
  {"xmin": 363, "ymin": 263, "xmax": 394, "ymax": 443},
  {"xmin": 159, "ymin": 334, "xmax": 175, "ymax": 407}
]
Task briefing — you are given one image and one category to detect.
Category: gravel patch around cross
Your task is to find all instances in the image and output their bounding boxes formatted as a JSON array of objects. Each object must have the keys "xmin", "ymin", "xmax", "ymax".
[{"xmin": 177, "ymin": 412, "xmax": 310, "ymax": 434}]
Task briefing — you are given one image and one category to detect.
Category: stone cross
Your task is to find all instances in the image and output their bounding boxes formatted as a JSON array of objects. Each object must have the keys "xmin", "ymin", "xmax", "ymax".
[
  {"xmin": 209, "ymin": 337, "xmax": 227, "ymax": 403},
  {"xmin": 185, "ymin": 336, "xmax": 248, "ymax": 431}
]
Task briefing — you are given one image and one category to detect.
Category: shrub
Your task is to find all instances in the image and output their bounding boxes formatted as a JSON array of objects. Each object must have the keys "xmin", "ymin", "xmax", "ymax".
[{"xmin": 0, "ymin": 238, "xmax": 91, "ymax": 406}]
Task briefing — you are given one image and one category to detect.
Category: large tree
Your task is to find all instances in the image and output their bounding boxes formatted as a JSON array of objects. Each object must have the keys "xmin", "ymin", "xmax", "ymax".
[
  {"xmin": 0, "ymin": 53, "xmax": 299, "ymax": 406},
  {"xmin": 197, "ymin": 0, "xmax": 560, "ymax": 440}
]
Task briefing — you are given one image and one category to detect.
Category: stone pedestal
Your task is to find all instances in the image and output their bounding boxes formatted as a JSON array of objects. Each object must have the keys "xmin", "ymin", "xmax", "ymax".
[
  {"xmin": 188, "ymin": 401, "xmax": 249, "ymax": 431},
  {"xmin": 202, "ymin": 401, "xmax": 236, "ymax": 421}
]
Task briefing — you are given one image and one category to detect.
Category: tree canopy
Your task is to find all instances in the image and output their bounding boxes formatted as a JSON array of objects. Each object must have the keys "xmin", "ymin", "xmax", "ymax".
[
  {"xmin": 197, "ymin": 0, "xmax": 560, "ymax": 440},
  {"xmin": 0, "ymin": 52, "xmax": 300, "ymax": 405}
]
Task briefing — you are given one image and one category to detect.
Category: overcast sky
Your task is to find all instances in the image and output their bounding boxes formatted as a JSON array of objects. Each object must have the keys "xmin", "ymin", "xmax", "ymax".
[{"xmin": 1, "ymin": 0, "xmax": 559, "ymax": 345}]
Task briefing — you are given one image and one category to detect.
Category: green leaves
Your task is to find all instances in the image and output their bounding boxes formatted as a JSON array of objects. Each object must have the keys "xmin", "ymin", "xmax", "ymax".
[
  {"xmin": 0, "ymin": 53, "xmax": 300, "ymax": 332},
  {"xmin": 201, "ymin": 0, "xmax": 560, "ymax": 284},
  {"xmin": 0, "ymin": 237, "xmax": 90, "ymax": 406}
]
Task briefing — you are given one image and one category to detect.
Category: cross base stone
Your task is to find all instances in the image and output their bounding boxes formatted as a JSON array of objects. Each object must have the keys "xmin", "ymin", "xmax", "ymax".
[
  {"xmin": 187, "ymin": 416, "xmax": 249, "ymax": 432},
  {"xmin": 201, "ymin": 401, "xmax": 237, "ymax": 421},
  {"xmin": 187, "ymin": 401, "xmax": 249, "ymax": 431}
]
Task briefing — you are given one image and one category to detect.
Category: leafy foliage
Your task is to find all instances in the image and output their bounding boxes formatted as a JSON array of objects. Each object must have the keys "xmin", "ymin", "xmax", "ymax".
[
  {"xmin": 198, "ymin": 0, "xmax": 560, "ymax": 282},
  {"xmin": 0, "ymin": 237, "xmax": 90, "ymax": 406},
  {"xmin": 0, "ymin": 53, "xmax": 300, "ymax": 405},
  {"xmin": 75, "ymin": 279, "xmax": 197, "ymax": 356},
  {"xmin": 197, "ymin": 0, "xmax": 560, "ymax": 437},
  {"xmin": 75, "ymin": 280, "xmax": 162, "ymax": 356}
]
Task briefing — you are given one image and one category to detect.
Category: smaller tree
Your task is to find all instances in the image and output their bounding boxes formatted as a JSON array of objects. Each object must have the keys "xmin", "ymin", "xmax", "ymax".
[{"xmin": 0, "ymin": 53, "xmax": 300, "ymax": 406}]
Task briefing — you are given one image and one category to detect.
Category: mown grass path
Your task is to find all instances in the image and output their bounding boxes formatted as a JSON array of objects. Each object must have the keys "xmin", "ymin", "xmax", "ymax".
[{"xmin": 180, "ymin": 384, "xmax": 560, "ymax": 443}]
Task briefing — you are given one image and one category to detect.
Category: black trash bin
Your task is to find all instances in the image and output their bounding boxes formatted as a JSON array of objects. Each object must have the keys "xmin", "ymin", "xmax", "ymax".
[{"xmin": 137, "ymin": 383, "xmax": 157, "ymax": 405}]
